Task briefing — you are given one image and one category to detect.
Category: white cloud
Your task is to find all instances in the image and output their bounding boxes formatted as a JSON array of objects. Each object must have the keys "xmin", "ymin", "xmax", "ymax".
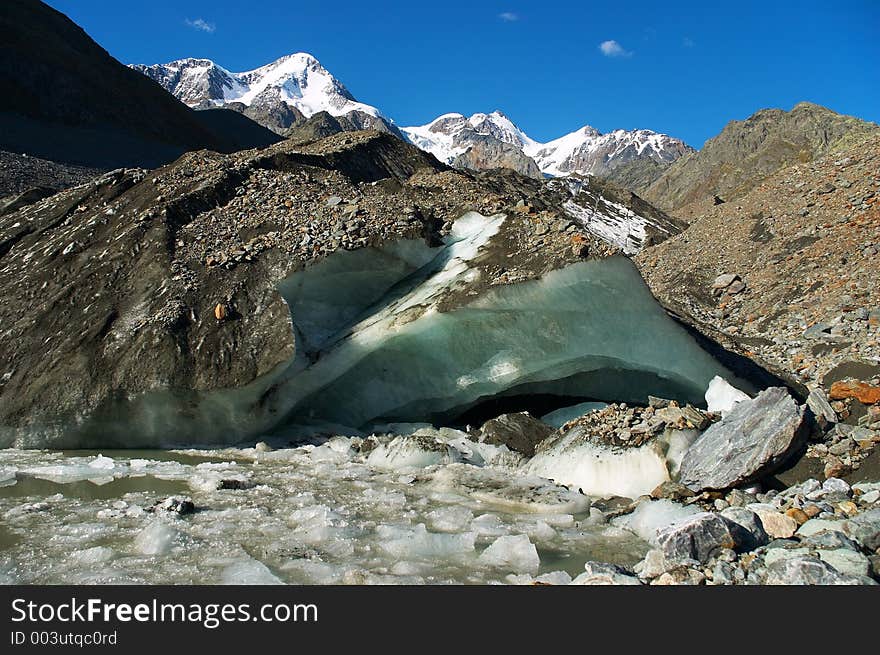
[
  {"xmin": 498, "ymin": 12, "xmax": 519, "ymax": 22},
  {"xmin": 185, "ymin": 18, "xmax": 216, "ymax": 33},
  {"xmin": 599, "ymin": 40, "xmax": 632, "ymax": 57}
]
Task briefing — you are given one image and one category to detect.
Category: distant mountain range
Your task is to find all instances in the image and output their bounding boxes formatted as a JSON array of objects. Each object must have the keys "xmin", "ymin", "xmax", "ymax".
[{"xmin": 131, "ymin": 53, "xmax": 693, "ymax": 187}]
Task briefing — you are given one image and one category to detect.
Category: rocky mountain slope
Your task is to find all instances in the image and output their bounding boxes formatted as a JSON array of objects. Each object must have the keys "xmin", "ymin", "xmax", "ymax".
[
  {"xmin": 643, "ymin": 102, "xmax": 880, "ymax": 211},
  {"xmin": 0, "ymin": 150, "xmax": 100, "ymax": 199},
  {"xmin": 402, "ymin": 111, "xmax": 692, "ymax": 185},
  {"xmin": 637, "ymin": 131, "xmax": 880, "ymax": 408},
  {"xmin": 0, "ymin": 1, "xmax": 281, "ymax": 171},
  {"xmin": 133, "ymin": 54, "xmax": 403, "ymax": 139}
]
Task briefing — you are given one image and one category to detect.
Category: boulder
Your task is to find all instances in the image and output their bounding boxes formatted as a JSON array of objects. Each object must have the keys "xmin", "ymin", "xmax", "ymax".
[
  {"xmin": 479, "ymin": 412, "xmax": 553, "ymax": 457},
  {"xmin": 720, "ymin": 507, "xmax": 769, "ymax": 551},
  {"xmin": 748, "ymin": 503, "xmax": 799, "ymax": 539},
  {"xmin": 679, "ymin": 387, "xmax": 807, "ymax": 491},
  {"xmin": 571, "ymin": 561, "xmax": 642, "ymax": 585},
  {"xmin": 656, "ymin": 512, "xmax": 738, "ymax": 564},
  {"xmin": 650, "ymin": 567, "xmax": 706, "ymax": 585},
  {"xmin": 806, "ymin": 388, "xmax": 837, "ymax": 425},
  {"xmin": 839, "ymin": 507, "xmax": 880, "ymax": 551},
  {"xmin": 764, "ymin": 554, "xmax": 864, "ymax": 585}
]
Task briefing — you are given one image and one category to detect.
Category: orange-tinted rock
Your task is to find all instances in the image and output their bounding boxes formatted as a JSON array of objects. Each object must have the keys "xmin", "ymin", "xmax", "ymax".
[{"xmin": 828, "ymin": 380, "xmax": 880, "ymax": 404}]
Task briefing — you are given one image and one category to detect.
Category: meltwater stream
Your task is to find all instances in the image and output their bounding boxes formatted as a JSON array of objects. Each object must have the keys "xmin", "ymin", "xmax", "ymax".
[{"xmin": 0, "ymin": 440, "xmax": 650, "ymax": 585}]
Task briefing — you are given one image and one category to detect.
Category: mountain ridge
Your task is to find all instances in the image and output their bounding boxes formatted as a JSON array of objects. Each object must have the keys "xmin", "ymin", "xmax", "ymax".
[
  {"xmin": 642, "ymin": 101, "xmax": 880, "ymax": 211},
  {"xmin": 132, "ymin": 55, "xmax": 693, "ymax": 186}
]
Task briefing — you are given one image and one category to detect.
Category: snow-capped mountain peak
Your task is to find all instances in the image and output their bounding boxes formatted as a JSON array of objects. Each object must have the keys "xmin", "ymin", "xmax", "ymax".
[
  {"xmin": 402, "ymin": 111, "xmax": 692, "ymax": 178},
  {"xmin": 401, "ymin": 110, "xmax": 537, "ymax": 165},
  {"xmin": 131, "ymin": 52, "xmax": 384, "ymax": 120}
]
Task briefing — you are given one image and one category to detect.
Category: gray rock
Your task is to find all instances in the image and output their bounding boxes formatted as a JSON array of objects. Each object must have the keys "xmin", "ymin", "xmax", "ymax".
[
  {"xmin": 720, "ymin": 507, "xmax": 769, "ymax": 551},
  {"xmin": 479, "ymin": 412, "xmax": 553, "ymax": 457},
  {"xmin": 571, "ymin": 561, "xmax": 643, "ymax": 585},
  {"xmin": 711, "ymin": 560, "xmax": 737, "ymax": 585},
  {"xmin": 679, "ymin": 387, "xmax": 807, "ymax": 491},
  {"xmin": 806, "ymin": 388, "xmax": 837, "ymax": 424},
  {"xmin": 817, "ymin": 549, "xmax": 872, "ymax": 578},
  {"xmin": 712, "ymin": 273, "xmax": 739, "ymax": 289},
  {"xmin": 634, "ymin": 548, "xmax": 700, "ymax": 580},
  {"xmin": 822, "ymin": 477, "xmax": 851, "ymax": 496},
  {"xmin": 656, "ymin": 512, "xmax": 738, "ymax": 564},
  {"xmin": 651, "ymin": 567, "xmax": 706, "ymax": 585},
  {"xmin": 797, "ymin": 518, "xmax": 845, "ymax": 538},
  {"xmin": 764, "ymin": 555, "xmax": 863, "ymax": 585},
  {"xmin": 839, "ymin": 508, "xmax": 880, "ymax": 551},
  {"xmin": 798, "ymin": 530, "xmax": 862, "ymax": 551}
]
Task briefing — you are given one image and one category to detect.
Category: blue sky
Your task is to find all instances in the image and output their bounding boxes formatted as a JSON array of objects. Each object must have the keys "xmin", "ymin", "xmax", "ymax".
[{"xmin": 47, "ymin": 0, "xmax": 879, "ymax": 148}]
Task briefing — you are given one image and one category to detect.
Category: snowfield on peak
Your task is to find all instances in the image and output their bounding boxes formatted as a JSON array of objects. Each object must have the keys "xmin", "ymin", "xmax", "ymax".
[
  {"xmin": 131, "ymin": 52, "xmax": 691, "ymax": 182},
  {"xmin": 402, "ymin": 110, "xmax": 691, "ymax": 178},
  {"xmin": 131, "ymin": 53, "xmax": 385, "ymax": 120}
]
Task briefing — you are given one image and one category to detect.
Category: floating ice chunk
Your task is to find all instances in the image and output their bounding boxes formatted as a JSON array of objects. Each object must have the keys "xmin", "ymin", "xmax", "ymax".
[
  {"xmin": 289, "ymin": 505, "xmax": 346, "ymax": 545},
  {"xmin": 281, "ymin": 559, "xmax": 345, "ymax": 584},
  {"xmin": 360, "ymin": 487, "xmax": 407, "ymax": 507},
  {"xmin": 22, "ymin": 458, "xmax": 125, "ymax": 484},
  {"xmin": 390, "ymin": 561, "xmax": 425, "ymax": 576},
  {"xmin": 89, "ymin": 454, "xmax": 116, "ymax": 470},
  {"xmin": 221, "ymin": 559, "xmax": 283, "ymax": 585},
  {"xmin": 470, "ymin": 513, "xmax": 508, "ymax": 538},
  {"xmin": 425, "ymin": 506, "xmax": 475, "ymax": 533},
  {"xmin": 525, "ymin": 434, "xmax": 670, "ymax": 499},
  {"xmin": 366, "ymin": 435, "xmax": 458, "ymax": 470},
  {"xmin": 440, "ymin": 435, "xmax": 486, "ymax": 466},
  {"xmin": 0, "ymin": 467, "xmax": 16, "ymax": 487},
  {"xmin": 705, "ymin": 376, "xmax": 750, "ymax": 415},
  {"xmin": 375, "ymin": 524, "xmax": 476, "ymax": 560},
  {"xmin": 428, "ymin": 465, "xmax": 590, "ymax": 514},
  {"xmin": 309, "ymin": 442, "xmax": 351, "ymax": 463},
  {"xmin": 134, "ymin": 521, "xmax": 179, "ymax": 555},
  {"xmin": 541, "ymin": 402, "xmax": 608, "ymax": 428},
  {"xmin": 612, "ymin": 499, "xmax": 701, "ymax": 546},
  {"xmin": 69, "ymin": 546, "xmax": 115, "ymax": 565},
  {"xmin": 368, "ymin": 422, "xmax": 434, "ymax": 436},
  {"xmin": 536, "ymin": 570, "xmax": 573, "ymax": 585},
  {"xmin": 479, "ymin": 534, "xmax": 540, "ymax": 573},
  {"xmin": 520, "ymin": 520, "xmax": 557, "ymax": 542}
]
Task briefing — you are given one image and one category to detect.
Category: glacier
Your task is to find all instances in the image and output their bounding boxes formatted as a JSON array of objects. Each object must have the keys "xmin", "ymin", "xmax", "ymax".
[
  {"xmin": 271, "ymin": 212, "xmax": 753, "ymax": 432},
  {"xmin": 5, "ymin": 211, "xmax": 756, "ymax": 448}
]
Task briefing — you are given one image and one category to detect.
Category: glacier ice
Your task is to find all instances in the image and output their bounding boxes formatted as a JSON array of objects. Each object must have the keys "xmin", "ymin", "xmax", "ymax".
[
  {"xmin": 612, "ymin": 499, "xmax": 701, "ymax": 546},
  {"xmin": 11, "ymin": 210, "xmax": 760, "ymax": 449},
  {"xmin": 705, "ymin": 375, "xmax": 751, "ymax": 415},
  {"xmin": 524, "ymin": 436, "xmax": 670, "ymax": 499},
  {"xmin": 479, "ymin": 534, "xmax": 540, "ymax": 573},
  {"xmin": 273, "ymin": 213, "xmax": 753, "ymax": 433},
  {"xmin": 133, "ymin": 520, "xmax": 179, "ymax": 556}
]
